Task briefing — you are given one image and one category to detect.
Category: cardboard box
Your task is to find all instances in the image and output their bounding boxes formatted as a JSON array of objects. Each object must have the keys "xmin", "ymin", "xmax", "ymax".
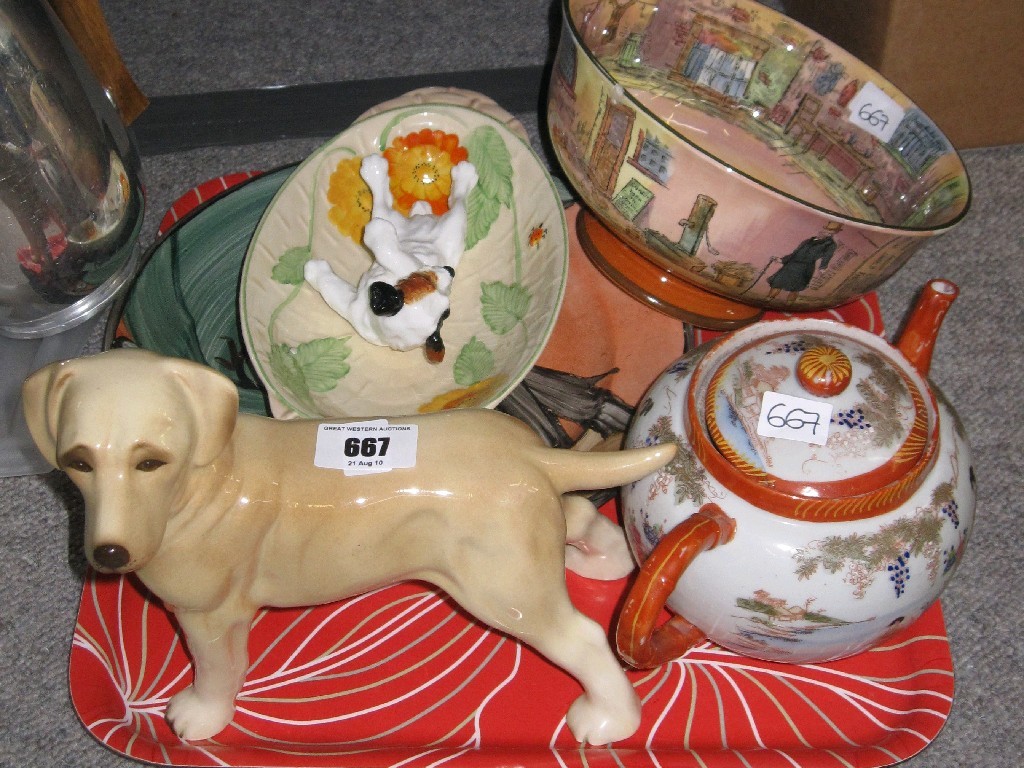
[{"xmin": 784, "ymin": 0, "xmax": 1024, "ymax": 148}]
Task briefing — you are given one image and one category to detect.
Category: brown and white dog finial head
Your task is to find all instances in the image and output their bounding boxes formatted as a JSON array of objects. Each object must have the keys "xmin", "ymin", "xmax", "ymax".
[{"xmin": 303, "ymin": 153, "xmax": 478, "ymax": 363}]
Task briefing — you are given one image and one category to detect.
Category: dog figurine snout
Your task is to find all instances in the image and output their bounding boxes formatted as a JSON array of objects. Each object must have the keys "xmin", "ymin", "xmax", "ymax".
[{"xmin": 93, "ymin": 543, "xmax": 131, "ymax": 571}]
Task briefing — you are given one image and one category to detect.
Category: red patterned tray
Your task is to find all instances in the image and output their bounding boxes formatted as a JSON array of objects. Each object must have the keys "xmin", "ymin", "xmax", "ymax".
[
  {"xmin": 72, "ymin": 178, "xmax": 953, "ymax": 766},
  {"xmin": 72, "ymin": 564, "xmax": 952, "ymax": 767}
]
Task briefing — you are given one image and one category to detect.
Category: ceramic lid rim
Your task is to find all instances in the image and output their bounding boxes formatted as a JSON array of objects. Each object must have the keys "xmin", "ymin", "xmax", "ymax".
[{"xmin": 685, "ymin": 318, "xmax": 941, "ymax": 521}]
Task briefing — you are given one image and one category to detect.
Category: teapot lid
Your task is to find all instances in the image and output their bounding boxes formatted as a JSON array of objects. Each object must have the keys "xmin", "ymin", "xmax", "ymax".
[{"xmin": 687, "ymin": 319, "xmax": 939, "ymax": 521}]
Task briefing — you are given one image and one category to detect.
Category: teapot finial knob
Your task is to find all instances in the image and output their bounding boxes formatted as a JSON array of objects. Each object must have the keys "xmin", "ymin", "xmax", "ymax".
[{"xmin": 797, "ymin": 345, "xmax": 852, "ymax": 397}]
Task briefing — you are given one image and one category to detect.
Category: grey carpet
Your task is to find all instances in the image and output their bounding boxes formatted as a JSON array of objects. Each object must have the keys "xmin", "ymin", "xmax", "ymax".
[{"xmin": 1, "ymin": 1, "xmax": 1021, "ymax": 765}]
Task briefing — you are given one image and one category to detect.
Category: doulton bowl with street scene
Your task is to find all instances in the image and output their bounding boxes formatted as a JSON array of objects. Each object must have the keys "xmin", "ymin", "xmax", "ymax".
[{"xmin": 547, "ymin": 0, "xmax": 970, "ymax": 316}]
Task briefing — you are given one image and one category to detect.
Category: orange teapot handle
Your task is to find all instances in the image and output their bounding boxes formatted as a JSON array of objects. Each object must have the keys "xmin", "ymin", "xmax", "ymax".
[{"xmin": 616, "ymin": 503, "xmax": 736, "ymax": 669}]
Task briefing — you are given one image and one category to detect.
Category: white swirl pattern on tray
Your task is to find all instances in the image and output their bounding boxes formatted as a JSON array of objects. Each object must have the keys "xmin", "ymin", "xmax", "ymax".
[{"xmin": 70, "ymin": 568, "xmax": 953, "ymax": 767}]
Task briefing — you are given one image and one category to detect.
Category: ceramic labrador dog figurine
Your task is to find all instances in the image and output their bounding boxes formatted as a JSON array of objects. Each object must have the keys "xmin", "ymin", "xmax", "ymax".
[
  {"xmin": 304, "ymin": 153, "xmax": 478, "ymax": 363},
  {"xmin": 23, "ymin": 348, "xmax": 674, "ymax": 745}
]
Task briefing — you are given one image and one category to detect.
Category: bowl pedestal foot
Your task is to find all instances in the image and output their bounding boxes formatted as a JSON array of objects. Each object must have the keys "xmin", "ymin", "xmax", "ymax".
[{"xmin": 576, "ymin": 209, "xmax": 763, "ymax": 331}]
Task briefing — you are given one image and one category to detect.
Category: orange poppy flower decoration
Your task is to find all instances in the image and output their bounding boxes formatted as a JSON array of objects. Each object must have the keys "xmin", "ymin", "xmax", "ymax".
[
  {"xmin": 383, "ymin": 129, "xmax": 470, "ymax": 216},
  {"xmin": 326, "ymin": 130, "xmax": 470, "ymax": 242}
]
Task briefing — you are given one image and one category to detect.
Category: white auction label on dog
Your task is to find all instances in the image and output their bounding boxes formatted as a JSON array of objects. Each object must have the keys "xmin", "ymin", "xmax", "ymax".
[{"xmin": 314, "ymin": 420, "xmax": 418, "ymax": 475}]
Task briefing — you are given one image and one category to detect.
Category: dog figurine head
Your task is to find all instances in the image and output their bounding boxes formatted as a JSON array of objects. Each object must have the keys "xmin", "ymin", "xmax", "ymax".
[{"xmin": 22, "ymin": 349, "xmax": 239, "ymax": 574}]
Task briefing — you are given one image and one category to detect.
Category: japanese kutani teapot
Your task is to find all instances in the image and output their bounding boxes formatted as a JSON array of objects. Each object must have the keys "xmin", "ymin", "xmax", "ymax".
[{"xmin": 617, "ymin": 280, "xmax": 974, "ymax": 666}]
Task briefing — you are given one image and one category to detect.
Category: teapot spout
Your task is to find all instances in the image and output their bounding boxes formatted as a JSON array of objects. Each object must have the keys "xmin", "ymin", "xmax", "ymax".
[{"xmin": 895, "ymin": 279, "xmax": 959, "ymax": 377}]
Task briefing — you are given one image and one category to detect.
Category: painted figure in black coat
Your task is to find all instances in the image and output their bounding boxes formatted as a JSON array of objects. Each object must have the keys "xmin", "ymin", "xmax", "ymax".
[{"xmin": 766, "ymin": 221, "xmax": 843, "ymax": 303}]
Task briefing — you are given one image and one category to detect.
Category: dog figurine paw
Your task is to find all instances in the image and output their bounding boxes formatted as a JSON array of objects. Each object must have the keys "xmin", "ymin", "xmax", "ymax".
[
  {"xmin": 23, "ymin": 348, "xmax": 675, "ymax": 745},
  {"xmin": 304, "ymin": 153, "xmax": 478, "ymax": 363},
  {"xmin": 165, "ymin": 684, "xmax": 239, "ymax": 742}
]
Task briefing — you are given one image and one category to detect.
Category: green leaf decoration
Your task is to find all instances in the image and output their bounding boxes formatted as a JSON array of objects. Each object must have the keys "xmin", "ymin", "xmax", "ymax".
[
  {"xmin": 465, "ymin": 188, "xmax": 501, "ymax": 251},
  {"xmin": 453, "ymin": 336, "xmax": 495, "ymax": 387},
  {"xmin": 466, "ymin": 126, "xmax": 514, "ymax": 207},
  {"xmin": 292, "ymin": 337, "xmax": 352, "ymax": 393},
  {"xmin": 480, "ymin": 280, "xmax": 531, "ymax": 335},
  {"xmin": 271, "ymin": 246, "xmax": 313, "ymax": 285},
  {"xmin": 463, "ymin": 125, "xmax": 514, "ymax": 249},
  {"xmin": 268, "ymin": 336, "xmax": 351, "ymax": 412},
  {"xmin": 269, "ymin": 342, "xmax": 313, "ymax": 409}
]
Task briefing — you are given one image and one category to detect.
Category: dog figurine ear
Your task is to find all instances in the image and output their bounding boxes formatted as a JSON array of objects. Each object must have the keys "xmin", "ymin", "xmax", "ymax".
[
  {"xmin": 162, "ymin": 357, "xmax": 240, "ymax": 467},
  {"xmin": 22, "ymin": 360, "xmax": 76, "ymax": 468}
]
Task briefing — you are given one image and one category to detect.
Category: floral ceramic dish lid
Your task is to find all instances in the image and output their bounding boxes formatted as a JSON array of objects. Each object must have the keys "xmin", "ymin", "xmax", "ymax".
[
  {"xmin": 240, "ymin": 93, "xmax": 568, "ymax": 419},
  {"xmin": 688, "ymin": 319, "xmax": 937, "ymax": 520}
]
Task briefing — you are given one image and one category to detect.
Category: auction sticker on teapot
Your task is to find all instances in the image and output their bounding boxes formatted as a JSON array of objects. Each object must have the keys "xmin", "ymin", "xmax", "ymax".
[
  {"xmin": 315, "ymin": 420, "xmax": 418, "ymax": 475},
  {"xmin": 757, "ymin": 392, "xmax": 832, "ymax": 446}
]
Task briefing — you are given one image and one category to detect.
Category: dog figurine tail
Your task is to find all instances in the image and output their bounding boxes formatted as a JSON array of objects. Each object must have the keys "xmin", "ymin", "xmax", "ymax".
[{"xmin": 532, "ymin": 442, "xmax": 676, "ymax": 494}]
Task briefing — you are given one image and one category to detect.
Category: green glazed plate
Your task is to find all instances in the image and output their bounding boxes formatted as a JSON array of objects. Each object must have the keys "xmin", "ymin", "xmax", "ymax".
[{"xmin": 104, "ymin": 168, "xmax": 296, "ymax": 415}]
